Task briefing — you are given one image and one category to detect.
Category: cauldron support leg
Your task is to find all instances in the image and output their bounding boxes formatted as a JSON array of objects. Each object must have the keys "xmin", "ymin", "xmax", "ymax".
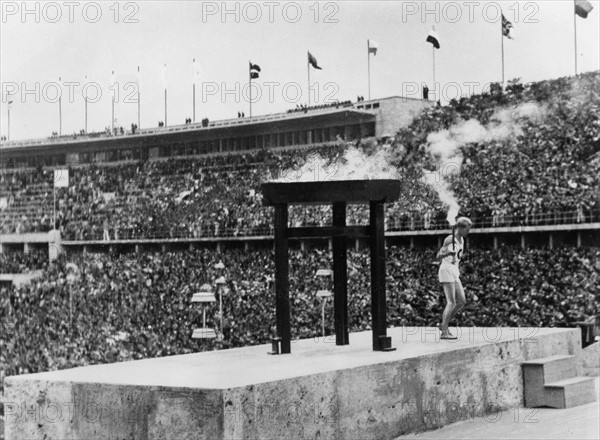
[
  {"xmin": 369, "ymin": 200, "xmax": 394, "ymax": 351},
  {"xmin": 332, "ymin": 202, "xmax": 349, "ymax": 345},
  {"xmin": 274, "ymin": 203, "xmax": 291, "ymax": 353}
]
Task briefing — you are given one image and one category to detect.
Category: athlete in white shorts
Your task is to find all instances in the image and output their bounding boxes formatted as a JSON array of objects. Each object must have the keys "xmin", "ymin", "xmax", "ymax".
[{"xmin": 436, "ymin": 217, "xmax": 472, "ymax": 339}]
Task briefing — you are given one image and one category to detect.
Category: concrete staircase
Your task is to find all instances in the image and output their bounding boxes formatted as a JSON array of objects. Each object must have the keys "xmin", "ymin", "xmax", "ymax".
[{"xmin": 522, "ymin": 354, "xmax": 597, "ymax": 408}]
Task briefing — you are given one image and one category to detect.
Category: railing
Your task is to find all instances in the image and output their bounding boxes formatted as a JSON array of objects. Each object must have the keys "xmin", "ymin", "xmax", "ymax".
[
  {"xmin": 44, "ymin": 208, "xmax": 600, "ymax": 242},
  {"xmin": 0, "ymin": 104, "xmax": 368, "ymax": 150},
  {"xmin": 386, "ymin": 208, "xmax": 600, "ymax": 232}
]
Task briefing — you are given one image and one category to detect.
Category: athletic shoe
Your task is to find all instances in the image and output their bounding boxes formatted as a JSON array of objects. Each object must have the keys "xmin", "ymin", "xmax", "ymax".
[{"xmin": 438, "ymin": 324, "xmax": 454, "ymax": 337}]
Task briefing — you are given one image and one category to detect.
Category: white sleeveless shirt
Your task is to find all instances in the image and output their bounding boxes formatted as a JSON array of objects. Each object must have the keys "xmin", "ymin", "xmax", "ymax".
[{"xmin": 441, "ymin": 237, "xmax": 463, "ymax": 266}]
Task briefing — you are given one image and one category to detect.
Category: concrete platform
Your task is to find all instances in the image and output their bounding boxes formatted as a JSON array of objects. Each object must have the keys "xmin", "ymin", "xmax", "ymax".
[
  {"xmin": 395, "ymin": 378, "xmax": 600, "ymax": 440},
  {"xmin": 4, "ymin": 327, "xmax": 582, "ymax": 440},
  {"xmin": 578, "ymin": 341, "xmax": 600, "ymax": 376}
]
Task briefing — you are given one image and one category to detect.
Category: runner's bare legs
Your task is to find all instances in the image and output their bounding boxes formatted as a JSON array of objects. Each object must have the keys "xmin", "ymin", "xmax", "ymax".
[
  {"xmin": 441, "ymin": 282, "xmax": 456, "ymax": 336},
  {"xmin": 448, "ymin": 280, "xmax": 466, "ymax": 326}
]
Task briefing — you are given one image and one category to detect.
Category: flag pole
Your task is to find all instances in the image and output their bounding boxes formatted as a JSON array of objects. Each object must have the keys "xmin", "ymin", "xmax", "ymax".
[
  {"xmin": 137, "ymin": 66, "xmax": 141, "ymax": 129},
  {"xmin": 367, "ymin": 39, "xmax": 371, "ymax": 100},
  {"xmin": 7, "ymin": 98, "xmax": 10, "ymax": 141},
  {"xmin": 84, "ymin": 75, "xmax": 88, "ymax": 133},
  {"xmin": 307, "ymin": 53, "xmax": 311, "ymax": 107},
  {"xmin": 432, "ymin": 46, "xmax": 436, "ymax": 101},
  {"xmin": 192, "ymin": 60, "xmax": 196, "ymax": 123},
  {"xmin": 501, "ymin": 18, "xmax": 505, "ymax": 88},
  {"xmin": 111, "ymin": 96, "xmax": 114, "ymax": 134},
  {"xmin": 249, "ymin": 61, "xmax": 252, "ymax": 117},
  {"xmin": 574, "ymin": 0, "xmax": 578, "ymax": 75},
  {"xmin": 111, "ymin": 71, "xmax": 114, "ymax": 135},
  {"xmin": 59, "ymin": 76, "xmax": 62, "ymax": 136}
]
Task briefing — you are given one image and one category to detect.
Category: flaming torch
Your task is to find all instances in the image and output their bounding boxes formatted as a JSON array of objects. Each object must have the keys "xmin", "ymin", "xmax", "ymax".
[{"xmin": 447, "ymin": 203, "xmax": 459, "ymax": 262}]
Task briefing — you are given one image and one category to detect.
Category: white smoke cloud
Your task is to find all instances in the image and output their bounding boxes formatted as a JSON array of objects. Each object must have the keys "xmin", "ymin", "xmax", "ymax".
[
  {"xmin": 422, "ymin": 171, "xmax": 460, "ymax": 224},
  {"xmin": 271, "ymin": 101, "xmax": 545, "ymax": 226},
  {"xmin": 423, "ymin": 102, "xmax": 545, "ymax": 225},
  {"xmin": 276, "ymin": 142, "xmax": 399, "ymax": 182}
]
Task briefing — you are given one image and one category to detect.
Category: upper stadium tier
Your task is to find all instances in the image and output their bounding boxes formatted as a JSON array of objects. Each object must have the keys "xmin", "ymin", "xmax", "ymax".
[
  {"xmin": 1, "ymin": 73, "xmax": 598, "ymax": 240},
  {"xmin": 0, "ymin": 96, "xmax": 431, "ymax": 168}
]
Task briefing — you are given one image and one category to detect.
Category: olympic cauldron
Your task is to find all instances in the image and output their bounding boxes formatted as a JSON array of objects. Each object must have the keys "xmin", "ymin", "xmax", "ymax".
[{"xmin": 261, "ymin": 179, "xmax": 401, "ymax": 354}]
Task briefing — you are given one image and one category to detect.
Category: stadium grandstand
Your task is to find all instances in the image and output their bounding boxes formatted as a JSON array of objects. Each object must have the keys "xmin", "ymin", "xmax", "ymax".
[
  {"xmin": 1, "ymin": 72, "xmax": 599, "ymax": 413},
  {"xmin": 0, "ymin": 74, "xmax": 598, "ymax": 246}
]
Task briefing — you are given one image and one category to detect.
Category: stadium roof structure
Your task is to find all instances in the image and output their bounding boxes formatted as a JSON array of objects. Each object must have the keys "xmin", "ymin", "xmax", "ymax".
[
  {"xmin": 0, "ymin": 96, "xmax": 432, "ymax": 167},
  {"xmin": 2, "ymin": 106, "xmax": 371, "ymax": 150}
]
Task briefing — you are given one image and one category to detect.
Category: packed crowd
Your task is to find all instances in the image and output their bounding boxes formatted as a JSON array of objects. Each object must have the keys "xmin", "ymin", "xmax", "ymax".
[
  {"xmin": 287, "ymin": 100, "xmax": 353, "ymax": 114},
  {"xmin": 1, "ymin": 72, "xmax": 599, "ymax": 239},
  {"xmin": 46, "ymin": 127, "xmax": 125, "ymax": 142},
  {"xmin": 0, "ymin": 251, "xmax": 47, "ymax": 273},
  {"xmin": 395, "ymin": 73, "xmax": 600, "ymax": 225},
  {"xmin": 1, "ymin": 245, "xmax": 598, "ymax": 377}
]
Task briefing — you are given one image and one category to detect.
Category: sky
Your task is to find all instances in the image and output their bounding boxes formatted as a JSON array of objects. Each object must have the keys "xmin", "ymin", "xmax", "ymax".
[{"xmin": 1, "ymin": 0, "xmax": 599, "ymax": 141}]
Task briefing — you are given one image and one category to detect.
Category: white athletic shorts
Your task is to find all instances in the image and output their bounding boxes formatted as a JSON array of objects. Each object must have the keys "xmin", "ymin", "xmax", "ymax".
[{"xmin": 438, "ymin": 263, "xmax": 460, "ymax": 283}]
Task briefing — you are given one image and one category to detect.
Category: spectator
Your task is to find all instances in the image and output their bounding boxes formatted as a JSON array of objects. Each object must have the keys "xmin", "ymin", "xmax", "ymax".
[{"xmin": 1, "ymin": 245, "xmax": 598, "ymax": 379}]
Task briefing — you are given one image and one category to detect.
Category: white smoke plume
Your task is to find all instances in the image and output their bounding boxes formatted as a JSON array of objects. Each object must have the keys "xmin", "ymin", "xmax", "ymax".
[
  {"xmin": 423, "ymin": 102, "xmax": 545, "ymax": 225},
  {"xmin": 271, "ymin": 101, "xmax": 544, "ymax": 227},
  {"xmin": 276, "ymin": 142, "xmax": 399, "ymax": 182}
]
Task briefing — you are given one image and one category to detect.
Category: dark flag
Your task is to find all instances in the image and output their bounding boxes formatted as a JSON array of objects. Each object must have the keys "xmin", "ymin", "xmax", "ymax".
[
  {"xmin": 250, "ymin": 62, "xmax": 261, "ymax": 79},
  {"xmin": 426, "ymin": 29, "xmax": 440, "ymax": 49},
  {"xmin": 502, "ymin": 14, "xmax": 514, "ymax": 39},
  {"xmin": 368, "ymin": 39, "xmax": 379, "ymax": 55},
  {"xmin": 308, "ymin": 51, "xmax": 322, "ymax": 70},
  {"xmin": 575, "ymin": 0, "xmax": 594, "ymax": 18}
]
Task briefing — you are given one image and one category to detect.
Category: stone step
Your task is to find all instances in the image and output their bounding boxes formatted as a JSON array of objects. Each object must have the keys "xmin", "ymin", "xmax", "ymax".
[
  {"xmin": 522, "ymin": 354, "xmax": 578, "ymax": 383},
  {"xmin": 543, "ymin": 376, "xmax": 597, "ymax": 409},
  {"xmin": 522, "ymin": 355, "xmax": 578, "ymax": 407}
]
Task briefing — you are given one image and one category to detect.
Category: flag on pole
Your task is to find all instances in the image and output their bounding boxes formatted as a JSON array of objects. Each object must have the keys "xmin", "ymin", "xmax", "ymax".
[
  {"xmin": 368, "ymin": 39, "xmax": 379, "ymax": 55},
  {"xmin": 502, "ymin": 14, "xmax": 514, "ymax": 39},
  {"xmin": 54, "ymin": 169, "xmax": 69, "ymax": 188},
  {"xmin": 193, "ymin": 59, "xmax": 202, "ymax": 84},
  {"xmin": 250, "ymin": 62, "xmax": 261, "ymax": 79},
  {"xmin": 426, "ymin": 28, "xmax": 440, "ymax": 49},
  {"xmin": 160, "ymin": 64, "xmax": 167, "ymax": 87},
  {"xmin": 575, "ymin": 0, "xmax": 594, "ymax": 18},
  {"xmin": 308, "ymin": 52, "xmax": 322, "ymax": 69}
]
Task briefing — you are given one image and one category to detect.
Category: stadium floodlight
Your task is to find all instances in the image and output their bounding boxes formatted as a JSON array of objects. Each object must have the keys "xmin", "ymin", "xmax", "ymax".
[
  {"xmin": 316, "ymin": 268, "xmax": 333, "ymax": 337},
  {"xmin": 191, "ymin": 284, "xmax": 217, "ymax": 339},
  {"xmin": 213, "ymin": 261, "xmax": 227, "ymax": 340}
]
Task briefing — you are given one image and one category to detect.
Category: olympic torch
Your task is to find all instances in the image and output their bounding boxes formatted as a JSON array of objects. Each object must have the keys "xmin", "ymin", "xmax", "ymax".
[{"xmin": 447, "ymin": 204, "xmax": 459, "ymax": 263}]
